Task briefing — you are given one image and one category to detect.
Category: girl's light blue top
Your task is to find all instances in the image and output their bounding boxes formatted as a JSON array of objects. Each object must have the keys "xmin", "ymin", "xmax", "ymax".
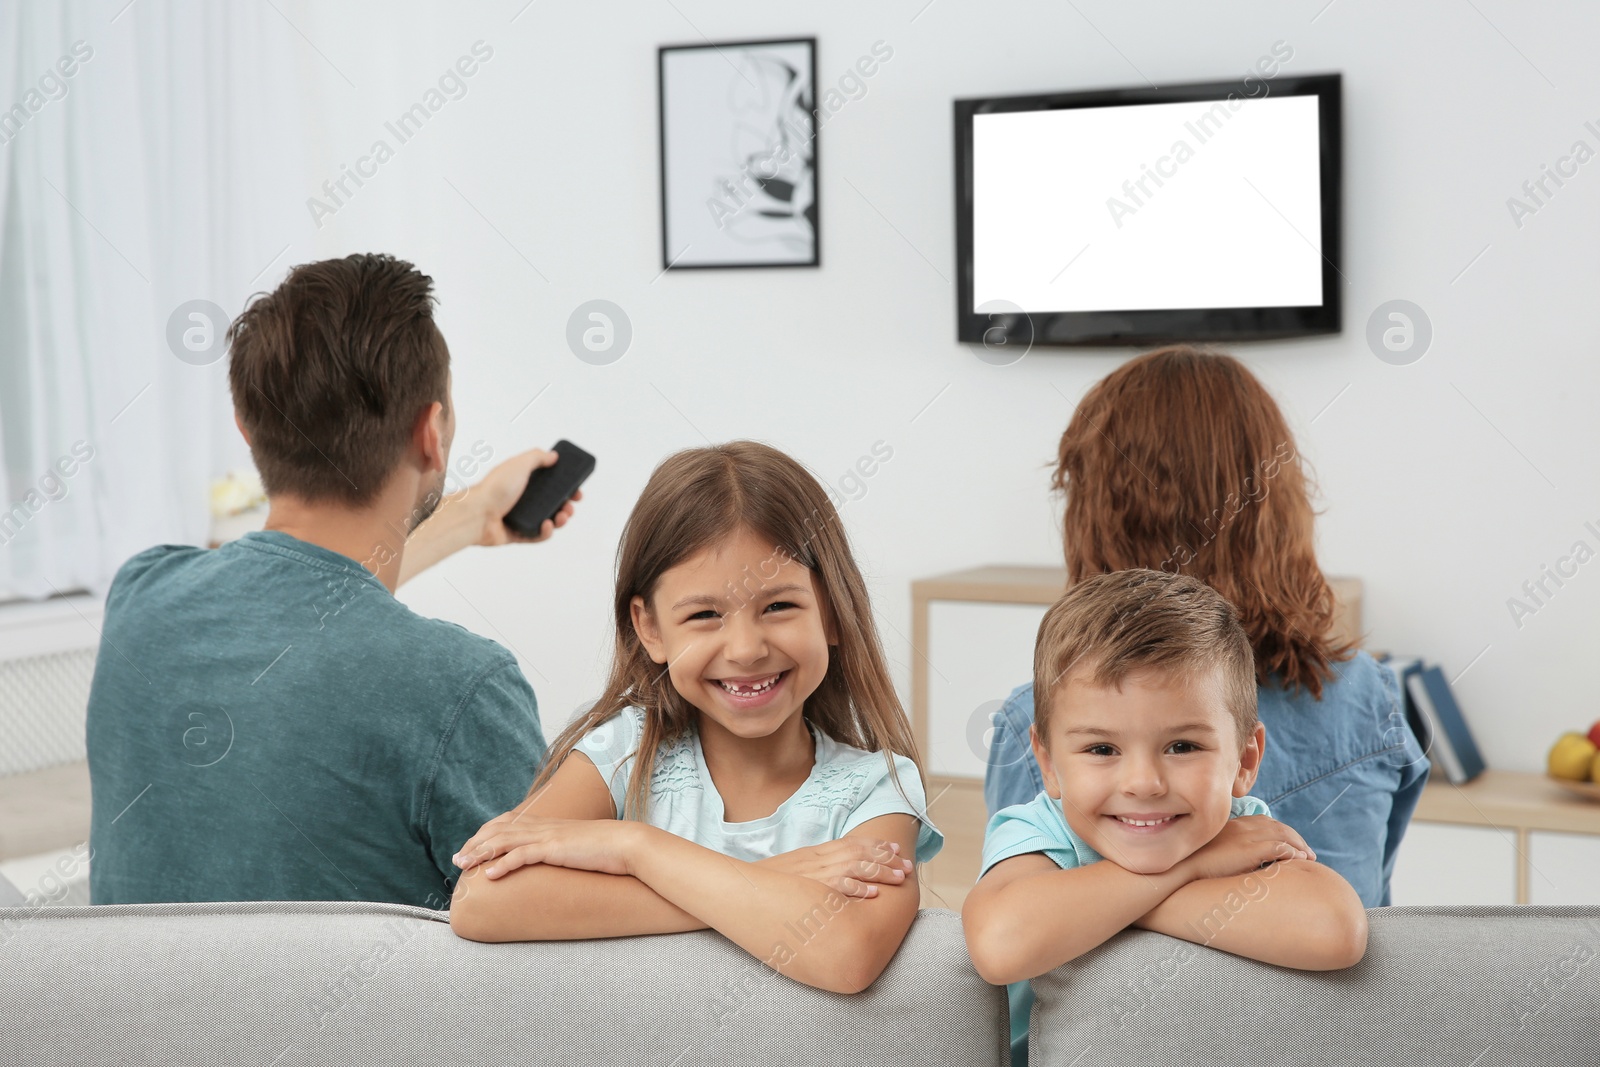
[{"xmin": 577, "ymin": 706, "xmax": 944, "ymax": 864}]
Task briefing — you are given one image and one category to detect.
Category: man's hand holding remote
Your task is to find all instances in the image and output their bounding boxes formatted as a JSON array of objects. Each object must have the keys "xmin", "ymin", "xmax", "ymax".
[{"xmin": 399, "ymin": 448, "xmax": 581, "ymax": 586}]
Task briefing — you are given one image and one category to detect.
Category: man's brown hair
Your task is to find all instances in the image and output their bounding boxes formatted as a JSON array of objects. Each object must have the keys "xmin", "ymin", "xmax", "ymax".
[
  {"xmin": 227, "ymin": 253, "xmax": 450, "ymax": 507},
  {"xmin": 1033, "ymin": 569, "xmax": 1258, "ymax": 747},
  {"xmin": 1054, "ymin": 345, "xmax": 1352, "ymax": 697}
]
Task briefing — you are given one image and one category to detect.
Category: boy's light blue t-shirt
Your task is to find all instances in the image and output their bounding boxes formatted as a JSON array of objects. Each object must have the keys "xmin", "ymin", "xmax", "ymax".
[
  {"xmin": 575, "ymin": 706, "xmax": 944, "ymax": 864},
  {"xmin": 981, "ymin": 791, "xmax": 1271, "ymax": 877},
  {"xmin": 981, "ymin": 790, "xmax": 1271, "ymax": 1065}
]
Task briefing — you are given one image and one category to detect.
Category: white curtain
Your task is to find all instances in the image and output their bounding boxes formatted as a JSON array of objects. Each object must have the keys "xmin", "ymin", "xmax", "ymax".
[{"xmin": 0, "ymin": 1, "xmax": 305, "ymax": 600}]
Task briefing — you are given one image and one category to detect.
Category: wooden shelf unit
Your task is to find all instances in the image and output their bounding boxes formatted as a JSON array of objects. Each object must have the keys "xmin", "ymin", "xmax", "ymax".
[{"xmin": 1411, "ymin": 769, "xmax": 1600, "ymax": 904}]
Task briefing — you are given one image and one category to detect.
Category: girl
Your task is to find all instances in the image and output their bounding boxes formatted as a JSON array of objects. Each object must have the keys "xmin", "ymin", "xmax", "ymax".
[{"xmin": 449, "ymin": 441, "xmax": 942, "ymax": 995}]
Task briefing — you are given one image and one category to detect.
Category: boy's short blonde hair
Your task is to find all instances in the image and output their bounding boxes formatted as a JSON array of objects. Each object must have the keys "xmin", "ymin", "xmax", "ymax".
[{"xmin": 1033, "ymin": 569, "xmax": 1258, "ymax": 746}]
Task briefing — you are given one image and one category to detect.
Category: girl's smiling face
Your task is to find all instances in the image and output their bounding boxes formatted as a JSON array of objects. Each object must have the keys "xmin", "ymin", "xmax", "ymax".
[{"xmin": 631, "ymin": 526, "xmax": 835, "ymax": 742}]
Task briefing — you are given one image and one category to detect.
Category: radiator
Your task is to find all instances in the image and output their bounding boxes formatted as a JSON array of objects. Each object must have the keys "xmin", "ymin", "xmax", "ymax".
[{"xmin": 0, "ymin": 596, "xmax": 101, "ymax": 776}]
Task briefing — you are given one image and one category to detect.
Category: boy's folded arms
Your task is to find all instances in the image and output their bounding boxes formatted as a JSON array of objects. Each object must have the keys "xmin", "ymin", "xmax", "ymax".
[
  {"xmin": 966, "ymin": 829, "xmax": 1366, "ymax": 985},
  {"xmin": 965, "ymin": 850, "xmax": 1192, "ymax": 984},
  {"xmin": 1131, "ymin": 852, "xmax": 1368, "ymax": 971}
]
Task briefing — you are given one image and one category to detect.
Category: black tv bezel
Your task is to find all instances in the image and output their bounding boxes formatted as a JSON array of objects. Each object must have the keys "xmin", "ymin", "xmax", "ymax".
[{"xmin": 954, "ymin": 73, "xmax": 1342, "ymax": 348}]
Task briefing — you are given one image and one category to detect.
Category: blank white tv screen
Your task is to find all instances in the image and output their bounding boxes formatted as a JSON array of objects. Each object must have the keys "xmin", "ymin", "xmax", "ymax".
[{"xmin": 972, "ymin": 94, "xmax": 1323, "ymax": 314}]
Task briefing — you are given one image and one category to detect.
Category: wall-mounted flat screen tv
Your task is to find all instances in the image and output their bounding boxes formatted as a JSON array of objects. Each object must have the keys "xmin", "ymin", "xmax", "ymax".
[{"xmin": 954, "ymin": 73, "xmax": 1341, "ymax": 347}]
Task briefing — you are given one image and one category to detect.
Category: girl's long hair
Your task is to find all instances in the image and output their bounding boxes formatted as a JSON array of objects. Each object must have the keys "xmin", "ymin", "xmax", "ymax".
[
  {"xmin": 530, "ymin": 440, "xmax": 925, "ymax": 819},
  {"xmin": 1055, "ymin": 346, "xmax": 1353, "ymax": 697}
]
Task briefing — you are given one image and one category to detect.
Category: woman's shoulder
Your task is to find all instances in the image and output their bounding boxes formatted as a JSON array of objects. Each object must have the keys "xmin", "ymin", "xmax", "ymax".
[
  {"xmin": 1258, "ymin": 650, "xmax": 1407, "ymax": 761},
  {"xmin": 998, "ymin": 681, "xmax": 1037, "ymax": 727},
  {"xmin": 1263, "ymin": 649, "xmax": 1392, "ymax": 713},
  {"xmin": 1326, "ymin": 648, "xmax": 1391, "ymax": 688}
]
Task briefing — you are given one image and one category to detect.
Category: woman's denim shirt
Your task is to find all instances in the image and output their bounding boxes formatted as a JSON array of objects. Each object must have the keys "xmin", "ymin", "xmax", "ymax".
[{"xmin": 982, "ymin": 650, "xmax": 1429, "ymax": 907}]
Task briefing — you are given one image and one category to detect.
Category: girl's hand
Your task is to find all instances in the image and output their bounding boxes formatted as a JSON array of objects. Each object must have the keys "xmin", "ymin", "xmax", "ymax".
[
  {"xmin": 453, "ymin": 816, "xmax": 640, "ymax": 880},
  {"xmin": 1176, "ymin": 815, "xmax": 1315, "ymax": 883},
  {"xmin": 454, "ymin": 806, "xmax": 532, "ymax": 866},
  {"xmin": 756, "ymin": 838, "xmax": 914, "ymax": 899}
]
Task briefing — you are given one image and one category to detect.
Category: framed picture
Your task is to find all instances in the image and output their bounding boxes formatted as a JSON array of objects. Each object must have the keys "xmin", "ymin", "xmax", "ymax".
[{"xmin": 658, "ymin": 37, "xmax": 819, "ymax": 270}]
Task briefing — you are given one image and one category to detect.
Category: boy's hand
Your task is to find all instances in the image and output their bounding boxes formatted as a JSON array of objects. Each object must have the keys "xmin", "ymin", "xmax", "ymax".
[
  {"xmin": 1176, "ymin": 815, "xmax": 1315, "ymax": 883},
  {"xmin": 756, "ymin": 839, "xmax": 913, "ymax": 899}
]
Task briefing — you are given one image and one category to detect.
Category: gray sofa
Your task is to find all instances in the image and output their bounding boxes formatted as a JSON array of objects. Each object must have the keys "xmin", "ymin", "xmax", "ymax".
[
  {"xmin": 1032, "ymin": 905, "xmax": 1600, "ymax": 1066},
  {"xmin": 2, "ymin": 902, "xmax": 1596, "ymax": 1065},
  {"xmin": 0, "ymin": 901, "xmax": 1005, "ymax": 1066}
]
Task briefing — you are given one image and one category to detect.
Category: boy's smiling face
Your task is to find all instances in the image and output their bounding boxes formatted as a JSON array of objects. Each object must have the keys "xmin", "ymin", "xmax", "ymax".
[{"xmin": 1030, "ymin": 663, "xmax": 1265, "ymax": 876}]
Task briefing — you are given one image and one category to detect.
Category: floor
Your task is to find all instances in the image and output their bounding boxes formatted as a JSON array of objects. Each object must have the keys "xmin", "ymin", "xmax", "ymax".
[
  {"xmin": 919, "ymin": 775, "xmax": 985, "ymax": 912},
  {"xmin": 0, "ymin": 760, "xmax": 89, "ymax": 863}
]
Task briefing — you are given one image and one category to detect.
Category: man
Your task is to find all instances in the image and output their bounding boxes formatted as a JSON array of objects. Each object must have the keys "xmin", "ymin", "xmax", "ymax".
[{"xmin": 87, "ymin": 253, "xmax": 575, "ymax": 909}]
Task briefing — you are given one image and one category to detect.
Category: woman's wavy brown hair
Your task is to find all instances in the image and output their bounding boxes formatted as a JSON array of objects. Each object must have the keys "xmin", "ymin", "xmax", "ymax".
[
  {"xmin": 1054, "ymin": 346, "xmax": 1353, "ymax": 697},
  {"xmin": 529, "ymin": 441, "xmax": 925, "ymax": 821}
]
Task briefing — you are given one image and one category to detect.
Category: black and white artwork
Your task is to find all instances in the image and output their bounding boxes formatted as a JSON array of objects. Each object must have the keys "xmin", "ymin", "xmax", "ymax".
[{"xmin": 658, "ymin": 37, "xmax": 819, "ymax": 270}]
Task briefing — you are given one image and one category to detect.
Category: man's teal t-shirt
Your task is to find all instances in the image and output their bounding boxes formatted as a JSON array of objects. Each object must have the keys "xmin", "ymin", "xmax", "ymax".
[{"xmin": 86, "ymin": 531, "xmax": 547, "ymax": 909}]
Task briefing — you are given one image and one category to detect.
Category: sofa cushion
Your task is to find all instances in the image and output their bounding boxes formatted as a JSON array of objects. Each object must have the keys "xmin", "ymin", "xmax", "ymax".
[
  {"xmin": 1030, "ymin": 905, "xmax": 1600, "ymax": 1066},
  {"xmin": 0, "ymin": 901, "xmax": 1006, "ymax": 1066}
]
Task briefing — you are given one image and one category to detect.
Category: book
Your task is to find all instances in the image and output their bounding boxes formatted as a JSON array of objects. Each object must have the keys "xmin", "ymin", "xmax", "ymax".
[
  {"xmin": 1406, "ymin": 665, "xmax": 1487, "ymax": 784},
  {"xmin": 1377, "ymin": 655, "xmax": 1433, "ymax": 763}
]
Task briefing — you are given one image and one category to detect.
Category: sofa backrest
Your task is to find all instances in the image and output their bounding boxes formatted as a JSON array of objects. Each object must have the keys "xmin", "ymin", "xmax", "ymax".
[
  {"xmin": 12, "ymin": 900, "xmax": 1595, "ymax": 1065},
  {"xmin": 0, "ymin": 901, "xmax": 1007, "ymax": 1067},
  {"xmin": 1030, "ymin": 905, "xmax": 1600, "ymax": 1066}
]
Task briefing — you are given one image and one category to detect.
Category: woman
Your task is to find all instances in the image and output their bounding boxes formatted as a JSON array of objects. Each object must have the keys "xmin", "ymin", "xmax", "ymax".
[{"xmin": 984, "ymin": 346, "xmax": 1428, "ymax": 910}]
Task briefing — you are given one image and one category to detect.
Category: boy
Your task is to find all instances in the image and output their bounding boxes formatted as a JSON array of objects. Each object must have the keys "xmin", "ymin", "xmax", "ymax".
[{"xmin": 963, "ymin": 569, "xmax": 1367, "ymax": 1062}]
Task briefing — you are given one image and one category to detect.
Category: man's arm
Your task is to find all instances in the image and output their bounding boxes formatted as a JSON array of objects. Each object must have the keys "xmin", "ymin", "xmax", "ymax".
[
  {"xmin": 963, "ymin": 853, "xmax": 1191, "ymax": 985},
  {"xmin": 399, "ymin": 449, "xmax": 579, "ymax": 586},
  {"xmin": 1131, "ymin": 859, "xmax": 1368, "ymax": 969}
]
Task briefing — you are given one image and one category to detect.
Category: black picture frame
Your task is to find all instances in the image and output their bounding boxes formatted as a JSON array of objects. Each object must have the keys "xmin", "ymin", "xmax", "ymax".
[
  {"xmin": 953, "ymin": 73, "xmax": 1342, "ymax": 347},
  {"xmin": 658, "ymin": 36, "xmax": 821, "ymax": 271}
]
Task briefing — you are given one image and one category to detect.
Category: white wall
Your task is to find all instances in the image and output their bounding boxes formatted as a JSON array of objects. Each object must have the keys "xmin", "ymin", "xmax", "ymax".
[{"xmin": 253, "ymin": 0, "xmax": 1600, "ymax": 772}]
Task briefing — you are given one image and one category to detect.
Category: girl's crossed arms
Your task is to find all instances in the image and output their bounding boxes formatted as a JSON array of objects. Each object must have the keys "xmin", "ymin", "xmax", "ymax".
[{"xmin": 451, "ymin": 748, "xmax": 922, "ymax": 994}]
